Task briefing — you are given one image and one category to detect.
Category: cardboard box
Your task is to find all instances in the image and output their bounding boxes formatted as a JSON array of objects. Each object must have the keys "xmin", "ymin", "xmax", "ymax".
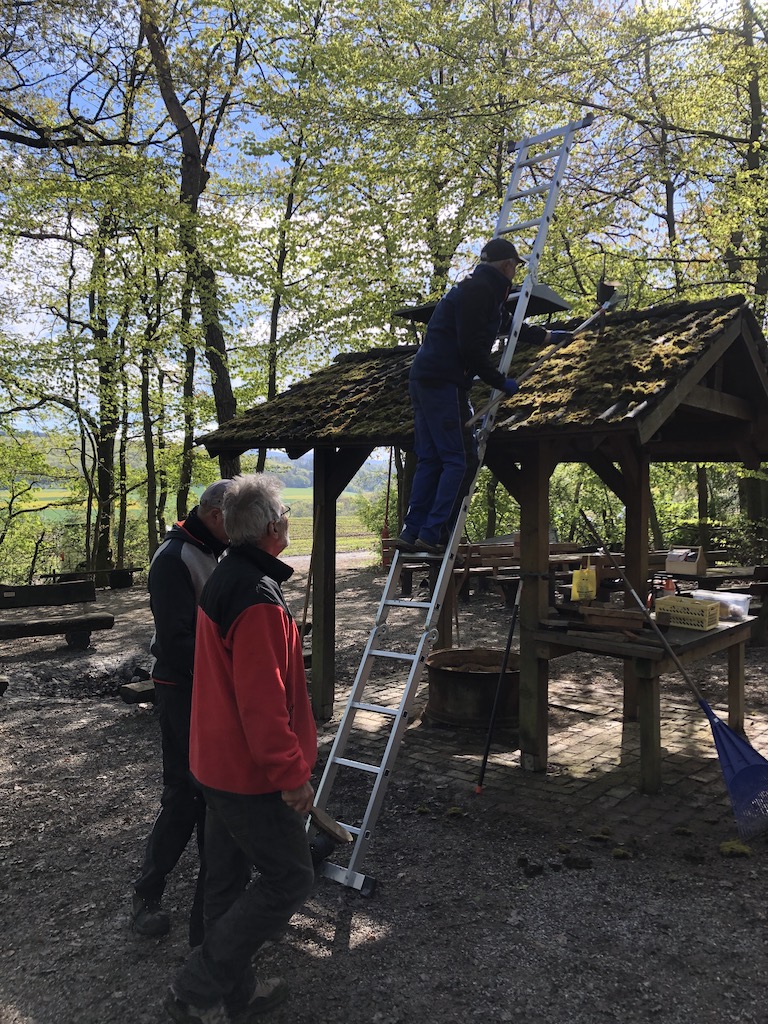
[{"xmin": 665, "ymin": 546, "xmax": 707, "ymax": 576}]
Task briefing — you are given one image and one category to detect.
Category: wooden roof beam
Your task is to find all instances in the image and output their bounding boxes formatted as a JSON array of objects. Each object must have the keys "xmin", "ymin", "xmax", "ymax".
[
  {"xmin": 679, "ymin": 384, "xmax": 753, "ymax": 420},
  {"xmin": 585, "ymin": 451, "xmax": 628, "ymax": 504}
]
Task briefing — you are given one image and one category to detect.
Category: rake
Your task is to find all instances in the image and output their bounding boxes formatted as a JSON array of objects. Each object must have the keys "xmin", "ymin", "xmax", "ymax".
[{"xmin": 580, "ymin": 511, "xmax": 768, "ymax": 841}]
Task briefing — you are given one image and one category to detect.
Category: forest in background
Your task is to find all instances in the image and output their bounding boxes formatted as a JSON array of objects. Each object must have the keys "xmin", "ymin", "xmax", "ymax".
[{"xmin": 1, "ymin": 0, "xmax": 768, "ymax": 582}]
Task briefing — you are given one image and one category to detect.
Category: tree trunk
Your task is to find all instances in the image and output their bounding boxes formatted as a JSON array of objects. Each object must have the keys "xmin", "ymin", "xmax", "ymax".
[
  {"xmin": 142, "ymin": 9, "xmax": 239, "ymax": 492},
  {"xmin": 89, "ymin": 218, "xmax": 119, "ymax": 579},
  {"xmin": 485, "ymin": 473, "xmax": 499, "ymax": 538},
  {"xmin": 696, "ymin": 464, "xmax": 710, "ymax": 552},
  {"xmin": 649, "ymin": 491, "xmax": 664, "ymax": 550},
  {"xmin": 178, "ymin": 331, "xmax": 195, "ymax": 520},
  {"xmin": 140, "ymin": 344, "xmax": 160, "ymax": 555}
]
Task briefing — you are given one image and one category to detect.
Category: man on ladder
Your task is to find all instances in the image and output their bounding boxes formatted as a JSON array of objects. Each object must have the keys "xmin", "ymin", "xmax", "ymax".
[{"xmin": 395, "ymin": 236, "xmax": 572, "ymax": 556}]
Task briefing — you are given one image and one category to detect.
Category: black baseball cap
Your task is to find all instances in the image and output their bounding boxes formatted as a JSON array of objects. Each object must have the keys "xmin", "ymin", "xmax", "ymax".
[{"xmin": 480, "ymin": 238, "xmax": 528, "ymax": 264}]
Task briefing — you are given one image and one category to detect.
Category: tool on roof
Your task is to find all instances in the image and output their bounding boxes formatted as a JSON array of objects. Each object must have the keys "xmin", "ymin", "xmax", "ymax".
[
  {"xmin": 466, "ymin": 286, "xmax": 623, "ymax": 428},
  {"xmin": 580, "ymin": 510, "xmax": 768, "ymax": 841},
  {"xmin": 310, "ymin": 114, "xmax": 596, "ymax": 894}
]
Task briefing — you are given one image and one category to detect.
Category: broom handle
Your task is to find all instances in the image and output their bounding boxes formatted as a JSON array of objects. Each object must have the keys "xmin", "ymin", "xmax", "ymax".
[
  {"xmin": 476, "ymin": 578, "xmax": 522, "ymax": 793},
  {"xmin": 579, "ymin": 512, "xmax": 705, "ymax": 703},
  {"xmin": 466, "ymin": 333, "xmax": 574, "ymax": 427}
]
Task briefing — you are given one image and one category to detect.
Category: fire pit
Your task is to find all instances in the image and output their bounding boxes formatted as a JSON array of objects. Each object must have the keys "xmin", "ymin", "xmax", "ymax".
[{"xmin": 424, "ymin": 647, "xmax": 519, "ymax": 729}]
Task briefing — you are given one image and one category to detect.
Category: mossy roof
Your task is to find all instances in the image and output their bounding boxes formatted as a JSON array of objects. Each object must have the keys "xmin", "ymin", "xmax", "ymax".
[{"xmin": 199, "ymin": 295, "xmax": 768, "ymax": 463}]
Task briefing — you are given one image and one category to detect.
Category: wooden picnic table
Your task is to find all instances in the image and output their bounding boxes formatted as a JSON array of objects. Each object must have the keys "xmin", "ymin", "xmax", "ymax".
[{"xmin": 531, "ymin": 616, "xmax": 754, "ymax": 794}]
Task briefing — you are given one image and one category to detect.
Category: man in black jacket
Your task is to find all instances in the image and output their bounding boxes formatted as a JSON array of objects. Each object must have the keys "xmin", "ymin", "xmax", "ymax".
[
  {"xmin": 395, "ymin": 237, "xmax": 568, "ymax": 555},
  {"xmin": 131, "ymin": 480, "xmax": 231, "ymax": 945}
]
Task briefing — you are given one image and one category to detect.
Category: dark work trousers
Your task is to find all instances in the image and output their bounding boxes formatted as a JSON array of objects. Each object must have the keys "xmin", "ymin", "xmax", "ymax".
[
  {"xmin": 134, "ymin": 683, "xmax": 206, "ymax": 947},
  {"xmin": 173, "ymin": 789, "xmax": 314, "ymax": 1013},
  {"xmin": 402, "ymin": 378, "xmax": 479, "ymax": 546}
]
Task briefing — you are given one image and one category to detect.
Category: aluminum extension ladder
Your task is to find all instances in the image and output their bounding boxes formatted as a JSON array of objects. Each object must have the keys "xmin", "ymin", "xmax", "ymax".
[{"xmin": 312, "ymin": 113, "xmax": 595, "ymax": 894}]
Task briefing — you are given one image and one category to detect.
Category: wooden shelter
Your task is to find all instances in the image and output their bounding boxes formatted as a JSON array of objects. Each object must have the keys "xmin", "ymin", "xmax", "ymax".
[{"xmin": 199, "ymin": 295, "xmax": 768, "ymax": 770}]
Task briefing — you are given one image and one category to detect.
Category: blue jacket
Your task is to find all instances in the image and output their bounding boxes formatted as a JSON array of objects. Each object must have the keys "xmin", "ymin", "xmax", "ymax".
[{"xmin": 410, "ymin": 262, "xmax": 546, "ymax": 390}]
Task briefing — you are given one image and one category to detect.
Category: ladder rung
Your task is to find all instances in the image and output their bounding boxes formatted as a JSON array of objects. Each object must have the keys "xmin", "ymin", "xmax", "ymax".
[
  {"xmin": 505, "ymin": 183, "xmax": 551, "ymax": 201},
  {"xmin": 520, "ymin": 145, "xmax": 565, "ymax": 167},
  {"xmin": 503, "ymin": 217, "xmax": 543, "ymax": 233},
  {"xmin": 350, "ymin": 701, "xmax": 398, "ymax": 716},
  {"xmin": 333, "ymin": 756, "xmax": 382, "ymax": 774},
  {"xmin": 369, "ymin": 649, "xmax": 416, "ymax": 662},
  {"xmin": 383, "ymin": 598, "xmax": 432, "ymax": 609}
]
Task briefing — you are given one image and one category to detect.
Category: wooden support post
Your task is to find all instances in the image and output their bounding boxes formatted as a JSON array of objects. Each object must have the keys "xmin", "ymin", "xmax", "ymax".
[
  {"xmin": 310, "ymin": 446, "xmax": 371, "ymax": 722},
  {"xmin": 619, "ymin": 444, "xmax": 649, "ymax": 723},
  {"xmin": 728, "ymin": 640, "xmax": 746, "ymax": 734},
  {"xmin": 311, "ymin": 448, "xmax": 337, "ymax": 721},
  {"xmin": 634, "ymin": 659, "xmax": 662, "ymax": 794},
  {"xmin": 436, "ymin": 571, "xmax": 455, "ymax": 651}
]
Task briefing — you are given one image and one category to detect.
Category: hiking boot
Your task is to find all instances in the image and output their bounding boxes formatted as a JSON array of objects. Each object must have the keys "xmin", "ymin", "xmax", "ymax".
[
  {"xmin": 414, "ymin": 537, "xmax": 445, "ymax": 556},
  {"xmin": 164, "ymin": 988, "xmax": 228, "ymax": 1024},
  {"xmin": 228, "ymin": 978, "xmax": 289, "ymax": 1022},
  {"xmin": 393, "ymin": 531, "xmax": 418, "ymax": 553},
  {"xmin": 131, "ymin": 891, "xmax": 171, "ymax": 937}
]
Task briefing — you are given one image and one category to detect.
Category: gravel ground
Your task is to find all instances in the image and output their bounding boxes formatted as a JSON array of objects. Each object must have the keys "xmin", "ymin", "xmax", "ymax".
[{"xmin": 1, "ymin": 559, "xmax": 767, "ymax": 1024}]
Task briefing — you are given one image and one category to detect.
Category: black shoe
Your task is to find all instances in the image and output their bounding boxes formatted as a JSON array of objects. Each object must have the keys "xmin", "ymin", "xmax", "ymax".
[
  {"xmin": 228, "ymin": 978, "xmax": 289, "ymax": 1022},
  {"xmin": 394, "ymin": 531, "xmax": 418, "ymax": 553},
  {"xmin": 414, "ymin": 537, "xmax": 446, "ymax": 556},
  {"xmin": 310, "ymin": 832, "xmax": 336, "ymax": 867},
  {"xmin": 132, "ymin": 892, "xmax": 171, "ymax": 937},
  {"xmin": 164, "ymin": 988, "xmax": 228, "ymax": 1024}
]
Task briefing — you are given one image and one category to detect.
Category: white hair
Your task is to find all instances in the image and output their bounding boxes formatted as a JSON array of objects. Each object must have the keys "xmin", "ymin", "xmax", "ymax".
[{"xmin": 221, "ymin": 474, "xmax": 284, "ymax": 546}]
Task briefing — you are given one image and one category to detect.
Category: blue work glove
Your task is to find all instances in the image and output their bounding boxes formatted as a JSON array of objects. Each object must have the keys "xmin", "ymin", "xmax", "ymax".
[
  {"xmin": 502, "ymin": 377, "xmax": 519, "ymax": 396},
  {"xmin": 549, "ymin": 330, "xmax": 574, "ymax": 345}
]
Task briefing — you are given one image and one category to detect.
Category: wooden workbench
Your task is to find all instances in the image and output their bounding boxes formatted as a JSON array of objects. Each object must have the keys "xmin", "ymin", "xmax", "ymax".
[{"xmin": 530, "ymin": 616, "xmax": 755, "ymax": 793}]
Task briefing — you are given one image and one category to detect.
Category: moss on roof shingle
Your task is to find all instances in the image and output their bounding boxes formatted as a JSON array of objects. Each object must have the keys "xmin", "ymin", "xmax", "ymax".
[
  {"xmin": 495, "ymin": 294, "xmax": 757, "ymax": 430},
  {"xmin": 200, "ymin": 295, "xmax": 765, "ymax": 456}
]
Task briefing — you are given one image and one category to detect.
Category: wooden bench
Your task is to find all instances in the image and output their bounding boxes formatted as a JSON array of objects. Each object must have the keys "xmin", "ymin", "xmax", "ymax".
[
  {"xmin": 0, "ymin": 581, "xmax": 115, "ymax": 651},
  {"xmin": 381, "ymin": 538, "xmax": 522, "ymax": 599},
  {"xmin": 381, "ymin": 538, "xmax": 601, "ymax": 605},
  {"xmin": 40, "ymin": 566, "xmax": 143, "ymax": 589}
]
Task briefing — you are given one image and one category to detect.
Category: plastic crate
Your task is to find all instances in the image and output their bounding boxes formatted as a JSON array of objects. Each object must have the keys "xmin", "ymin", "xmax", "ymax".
[{"xmin": 655, "ymin": 595, "xmax": 720, "ymax": 631}]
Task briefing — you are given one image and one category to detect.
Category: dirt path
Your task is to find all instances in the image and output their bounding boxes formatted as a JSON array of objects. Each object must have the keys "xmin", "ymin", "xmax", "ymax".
[{"xmin": 1, "ymin": 566, "xmax": 767, "ymax": 1024}]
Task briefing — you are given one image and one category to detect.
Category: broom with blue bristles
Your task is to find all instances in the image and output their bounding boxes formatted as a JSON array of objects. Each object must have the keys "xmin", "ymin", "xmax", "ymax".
[{"xmin": 581, "ymin": 511, "xmax": 768, "ymax": 841}]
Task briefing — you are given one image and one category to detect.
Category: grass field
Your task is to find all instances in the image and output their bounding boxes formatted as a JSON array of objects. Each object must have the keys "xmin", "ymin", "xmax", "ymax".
[
  {"xmin": 4, "ymin": 486, "xmax": 379, "ymax": 558},
  {"xmin": 283, "ymin": 515, "xmax": 378, "ymax": 556}
]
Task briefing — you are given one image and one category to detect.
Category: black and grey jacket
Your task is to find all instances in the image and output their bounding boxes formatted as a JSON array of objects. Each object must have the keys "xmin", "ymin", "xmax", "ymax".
[
  {"xmin": 148, "ymin": 508, "xmax": 227, "ymax": 689},
  {"xmin": 410, "ymin": 262, "xmax": 547, "ymax": 391}
]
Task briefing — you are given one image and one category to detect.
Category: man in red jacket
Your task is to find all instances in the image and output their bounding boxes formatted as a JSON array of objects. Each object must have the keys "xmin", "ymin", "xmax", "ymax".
[{"xmin": 165, "ymin": 474, "xmax": 317, "ymax": 1024}]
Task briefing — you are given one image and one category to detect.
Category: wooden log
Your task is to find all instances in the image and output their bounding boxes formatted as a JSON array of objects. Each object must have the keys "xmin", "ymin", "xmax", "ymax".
[
  {"xmin": 0, "ymin": 581, "xmax": 96, "ymax": 609},
  {"xmin": 119, "ymin": 680, "xmax": 156, "ymax": 704}
]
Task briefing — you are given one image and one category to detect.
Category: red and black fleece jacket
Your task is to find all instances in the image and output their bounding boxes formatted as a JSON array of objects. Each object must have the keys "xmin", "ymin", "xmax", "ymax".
[{"xmin": 189, "ymin": 543, "xmax": 317, "ymax": 797}]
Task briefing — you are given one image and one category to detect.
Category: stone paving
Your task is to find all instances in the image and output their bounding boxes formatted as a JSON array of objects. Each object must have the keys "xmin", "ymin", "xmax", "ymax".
[
  {"xmin": 297, "ymin": 559, "xmax": 768, "ymax": 849},
  {"xmin": 315, "ymin": 649, "xmax": 768, "ymax": 848}
]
